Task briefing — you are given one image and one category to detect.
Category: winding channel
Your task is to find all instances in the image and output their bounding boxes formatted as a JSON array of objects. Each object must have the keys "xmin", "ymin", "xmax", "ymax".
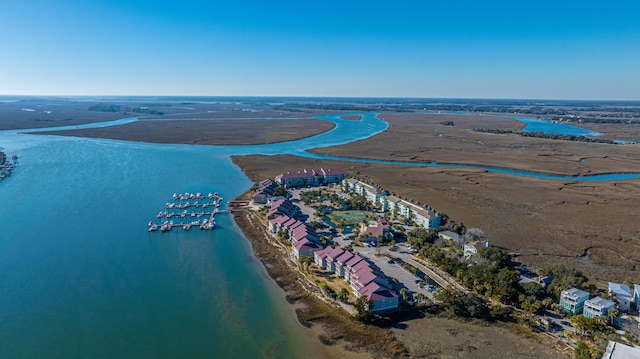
[{"xmin": 3, "ymin": 111, "xmax": 640, "ymax": 181}]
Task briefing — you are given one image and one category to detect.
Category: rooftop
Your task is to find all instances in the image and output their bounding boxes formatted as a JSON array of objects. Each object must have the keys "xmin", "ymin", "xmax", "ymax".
[
  {"xmin": 602, "ymin": 341, "xmax": 640, "ymax": 359},
  {"xmin": 586, "ymin": 296, "xmax": 615, "ymax": 308},
  {"xmin": 609, "ymin": 282, "xmax": 632, "ymax": 297},
  {"xmin": 562, "ymin": 288, "xmax": 590, "ymax": 299}
]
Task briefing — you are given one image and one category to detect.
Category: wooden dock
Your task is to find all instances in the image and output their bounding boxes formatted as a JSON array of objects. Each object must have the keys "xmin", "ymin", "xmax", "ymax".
[{"xmin": 148, "ymin": 192, "xmax": 223, "ymax": 232}]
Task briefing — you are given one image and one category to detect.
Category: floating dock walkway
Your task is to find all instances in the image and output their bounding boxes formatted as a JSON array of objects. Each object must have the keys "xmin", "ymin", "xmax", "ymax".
[{"xmin": 148, "ymin": 192, "xmax": 223, "ymax": 232}]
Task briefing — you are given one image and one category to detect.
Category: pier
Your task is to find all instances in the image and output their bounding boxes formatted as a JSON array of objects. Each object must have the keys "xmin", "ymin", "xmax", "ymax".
[
  {"xmin": 0, "ymin": 153, "xmax": 18, "ymax": 182},
  {"xmin": 148, "ymin": 192, "xmax": 223, "ymax": 232}
]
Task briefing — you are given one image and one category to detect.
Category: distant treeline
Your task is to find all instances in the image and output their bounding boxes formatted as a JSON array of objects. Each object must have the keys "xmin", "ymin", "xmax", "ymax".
[
  {"xmin": 273, "ymin": 103, "xmax": 411, "ymax": 112},
  {"xmin": 88, "ymin": 103, "xmax": 164, "ymax": 115},
  {"xmin": 474, "ymin": 128, "xmax": 617, "ymax": 144},
  {"xmin": 89, "ymin": 103, "xmax": 120, "ymax": 112},
  {"xmin": 552, "ymin": 117, "xmax": 640, "ymax": 124}
]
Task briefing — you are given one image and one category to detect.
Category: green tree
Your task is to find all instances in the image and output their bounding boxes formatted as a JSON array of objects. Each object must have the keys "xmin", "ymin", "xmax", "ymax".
[
  {"xmin": 607, "ymin": 308, "xmax": 620, "ymax": 327},
  {"xmin": 477, "ymin": 247, "xmax": 511, "ymax": 268},
  {"xmin": 318, "ymin": 281, "xmax": 337, "ymax": 299},
  {"xmin": 571, "ymin": 315, "xmax": 612, "ymax": 339},
  {"xmin": 399, "ymin": 288, "xmax": 411, "ymax": 302},
  {"xmin": 337, "ymin": 288, "xmax": 349, "ymax": 303},
  {"xmin": 543, "ymin": 264, "xmax": 588, "ymax": 298},
  {"xmin": 299, "ymin": 256, "xmax": 313, "ymax": 272},
  {"xmin": 353, "ymin": 296, "xmax": 374, "ymax": 323},
  {"xmin": 574, "ymin": 341, "xmax": 591, "ymax": 359},
  {"xmin": 434, "ymin": 287, "xmax": 489, "ymax": 319},
  {"xmin": 272, "ymin": 185, "xmax": 288, "ymax": 197}
]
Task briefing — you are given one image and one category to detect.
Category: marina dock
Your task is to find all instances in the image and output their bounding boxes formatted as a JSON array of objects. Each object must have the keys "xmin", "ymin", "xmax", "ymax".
[
  {"xmin": 148, "ymin": 192, "xmax": 223, "ymax": 232},
  {"xmin": 0, "ymin": 154, "xmax": 18, "ymax": 182}
]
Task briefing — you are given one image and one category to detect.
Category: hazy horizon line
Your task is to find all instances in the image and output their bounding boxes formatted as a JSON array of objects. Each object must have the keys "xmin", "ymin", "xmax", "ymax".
[{"xmin": 1, "ymin": 94, "xmax": 639, "ymax": 104}]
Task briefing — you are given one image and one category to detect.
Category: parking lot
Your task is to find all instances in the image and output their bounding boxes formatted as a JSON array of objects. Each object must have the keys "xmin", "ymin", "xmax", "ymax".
[
  {"xmin": 290, "ymin": 186, "xmax": 436, "ymax": 301},
  {"xmin": 357, "ymin": 246, "xmax": 436, "ymax": 301}
]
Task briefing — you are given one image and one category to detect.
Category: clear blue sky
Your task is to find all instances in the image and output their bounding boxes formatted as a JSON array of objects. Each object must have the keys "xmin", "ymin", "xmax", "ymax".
[{"xmin": 2, "ymin": 1, "xmax": 639, "ymax": 100}]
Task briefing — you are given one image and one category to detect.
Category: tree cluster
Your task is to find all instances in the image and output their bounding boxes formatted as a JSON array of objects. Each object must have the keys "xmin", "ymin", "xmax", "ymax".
[{"xmin": 434, "ymin": 287, "xmax": 490, "ymax": 319}]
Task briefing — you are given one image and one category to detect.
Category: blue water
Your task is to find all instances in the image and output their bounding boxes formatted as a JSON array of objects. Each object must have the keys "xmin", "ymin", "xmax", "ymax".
[
  {"xmin": 1, "ymin": 111, "xmax": 639, "ymax": 358},
  {"xmin": 508, "ymin": 116, "xmax": 602, "ymax": 137},
  {"xmin": 0, "ymin": 112, "xmax": 387, "ymax": 358}
]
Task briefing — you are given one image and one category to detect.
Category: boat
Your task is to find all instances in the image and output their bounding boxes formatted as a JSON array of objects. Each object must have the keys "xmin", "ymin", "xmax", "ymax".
[{"xmin": 183, "ymin": 224, "xmax": 191, "ymax": 231}]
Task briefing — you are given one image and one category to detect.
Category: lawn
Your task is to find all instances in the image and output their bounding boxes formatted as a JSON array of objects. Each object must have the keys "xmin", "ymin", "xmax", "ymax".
[{"xmin": 326, "ymin": 210, "xmax": 371, "ymax": 226}]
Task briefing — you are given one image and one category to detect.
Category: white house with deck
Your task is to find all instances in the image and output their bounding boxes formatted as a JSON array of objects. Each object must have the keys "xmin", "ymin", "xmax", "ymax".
[
  {"xmin": 584, "ymin": 297, "xmax": 616, "ymax": 318},
  {"xmin": 609, "ymin": 282, "xmax": 632, "ymax": 312}
]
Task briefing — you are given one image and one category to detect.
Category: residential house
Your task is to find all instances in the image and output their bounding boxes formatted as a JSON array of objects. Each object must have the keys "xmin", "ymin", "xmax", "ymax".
[
  {"xmin": 275, "ymin": 168, "xmax": 347, "ymax": 188},
  {"xmin": 357, "ymin": 282, "xmax": 399, "ymax": 313},
  {"xmin": 609, "ymin": 282, "xmax": 632, "ymax": 312},
  {"xmin": 253, "ymin": 179, "xmax": 278, "ymax": 204},
  {"xmin": 343, "ymin": 254, "xmax": 365, "ymax": 282},
  {"xmin": 438, "ymin": 230, "xmax": 463, "ymax": 243},
  {"xmin": 560, "ymin": 288, "xmax": 590, "ymax": 314},
  {"xmin": 291, "ymin": 225, "xmax": 319, "ymax": 244},
  {"xmin": 397, "ymin": 199, "xmax": 441, "ymax": 228},
  {"xmin": 268, "ymin": 215, "xmax": 291, "ymax": 233},
  {"xmin": 360, "ymin": 223, "xmax": 393, "ymax": 242},
  {"xmin": 334, "ymin": 251, "xmax": 355, "ymax": 278},
  {"xmin": 538, "ymin": 275, "xmax": 554, "ymax": 287},
  {"xmin": 349, "ymin": 260, "xmax": 388, "ymax": 292},
  {"xmin": 275, "ymin": 169, "xmax": 318, "ymax": 188},
  {"xmin": 267, "ymin": 199, "xmax": 300, "ymax": 219},
  {"xmin": 584, "ymin": 297, "xmax": 616, "ymax": 318},
  {"xmin": 602, "ymin": 341, "xmax": 640, "ymax": 359},
  {"xmin": 313, "ymin": 248, "xmax": 399, "ymax": 313},
  {"xmin": 292, "ymin": 238, "xmax": 322, "ymax": 260},
  {"xmin": 379, "ymin": 195, "xmax": 402, "ymax": 213},
  {"xmin": 314, "ymin": 247, "xmax": 333, "ymax": 269},
  {"xmin": 341, "ymin": 178, "xmax": 387, "ymax": 203},
  {"xmin": 319, "ymin": 168, "xmax": 348, "ymax": 185},
  {"xmin": 324, "ymin": 247, "xmax": 346, "ymax": 273},
  {"xmin": 463, "ymin": 240, "xmax": 491, "ymax": 258}
]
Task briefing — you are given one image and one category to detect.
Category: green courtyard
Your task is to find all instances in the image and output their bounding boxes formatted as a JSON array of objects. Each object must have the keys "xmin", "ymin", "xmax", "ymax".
[{"xmin": 326, "ymin": 210, "xmax": 371, "ymax": 226}]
